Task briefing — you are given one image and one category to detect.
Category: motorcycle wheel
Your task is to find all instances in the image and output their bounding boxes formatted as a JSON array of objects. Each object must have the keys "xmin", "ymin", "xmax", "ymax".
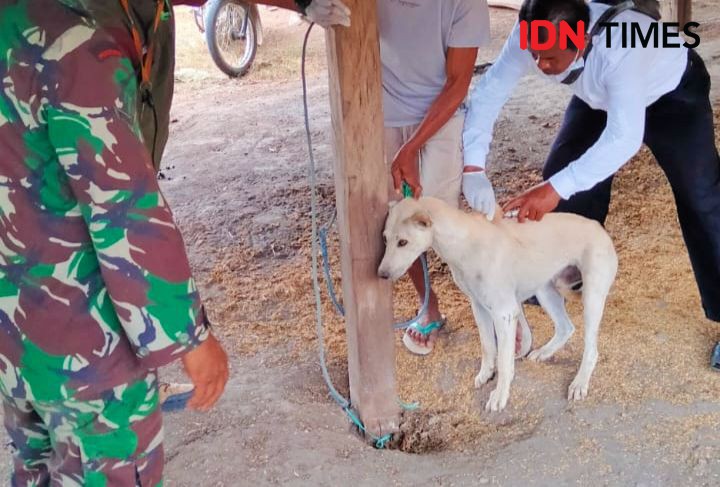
[{"xmin": 204, "ymin": 0, "xmax": 257, "ymax": 78}]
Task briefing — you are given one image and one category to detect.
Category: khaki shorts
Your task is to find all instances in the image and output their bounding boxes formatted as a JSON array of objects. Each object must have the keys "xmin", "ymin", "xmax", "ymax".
[{"xmin": 384, "ymin": 110, "xmax": 465, "ymax": 208}]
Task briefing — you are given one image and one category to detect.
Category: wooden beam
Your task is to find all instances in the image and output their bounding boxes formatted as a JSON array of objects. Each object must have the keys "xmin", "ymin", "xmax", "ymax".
[
  {"xmin": 324, "ymin": 1, "xmax": 400, "ymax": 439},
  {"xmin": 660, "ymin": 0, "xmax": 691, "ymax": 26},
  {"xmin": 697, "ymin": 18, "xmax": 720, "ymax": 39},
  {"xmin": 487, "ymin": 0, "xmax": 522, "ymax": 10}
]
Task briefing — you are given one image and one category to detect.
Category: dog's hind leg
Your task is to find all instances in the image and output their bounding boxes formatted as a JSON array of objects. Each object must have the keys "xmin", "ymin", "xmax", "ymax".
[
  {"xmin": 568, "ymin": 256, "xmax": 616, "ymax": 401},
  {"xmin": 527, "ymin": 283, "xmax": 575, "ymax": 362},
  {"xmin": 471, "ymin": 301, "xmax": 497, "ymax": 387},
  {"xmin": 485, "ymin": 305, "xmax": 518, "ymax": 412}
]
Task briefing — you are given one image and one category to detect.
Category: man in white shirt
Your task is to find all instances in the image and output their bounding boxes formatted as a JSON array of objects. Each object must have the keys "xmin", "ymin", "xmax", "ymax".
[
  {"xmin": 379, "ymin": 0, "xmax": 490, "ymax": 355},
  {"xmin": 462, "ymin": 0, "xmax": 720, "ymax": 363}
]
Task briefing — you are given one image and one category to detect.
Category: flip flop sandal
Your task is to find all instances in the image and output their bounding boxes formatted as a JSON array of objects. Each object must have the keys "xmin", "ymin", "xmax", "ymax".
[
  {"xmin": 402, "ymin": 316, "xmax": 446, "ymax": 356},
  {"xmin": 159, "ymin": 382, "xmax": 195, "ymax": 413},
  {"xmin": 711, "ymin": 342, "xmax": 720, "ymax": 371}
]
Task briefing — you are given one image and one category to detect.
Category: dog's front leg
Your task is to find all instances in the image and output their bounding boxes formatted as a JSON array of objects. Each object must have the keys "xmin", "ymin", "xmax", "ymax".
[
  {"xmin": 485, "ymin": 307, "xmax": 518, "ymax": 412},
  {"xmin": 470, "ymin": 301, "xmax": 496, "ymax": 387}
]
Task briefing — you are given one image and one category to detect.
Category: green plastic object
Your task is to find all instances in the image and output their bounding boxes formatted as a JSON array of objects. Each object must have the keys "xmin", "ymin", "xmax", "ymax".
[{"xmin": 402, "ymin": 181, "xmax": 413, "ymax": 198}]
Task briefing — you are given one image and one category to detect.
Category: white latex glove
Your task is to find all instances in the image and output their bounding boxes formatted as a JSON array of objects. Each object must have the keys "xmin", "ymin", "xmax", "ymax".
[
  {"xmin": 462, "ymin": 170, "xmax": 496, "ymax": 220},
  {"xmin": 305, "ymin": 0, "xmax": 351, "ymax": 28}
]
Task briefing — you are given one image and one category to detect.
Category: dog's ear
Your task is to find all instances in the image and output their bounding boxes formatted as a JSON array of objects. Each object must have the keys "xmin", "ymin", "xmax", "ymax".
[{"xmin": 410, "ymin": 210, "xmax": 432, "ymax": 228}]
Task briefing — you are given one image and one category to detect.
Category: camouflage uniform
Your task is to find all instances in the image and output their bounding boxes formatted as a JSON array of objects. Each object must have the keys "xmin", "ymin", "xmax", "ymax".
[
  {"xmin": 3, "ymin": 373, "xmax": 163, "ymax": 487},
  {"xmin": 0, "ymin": 0, "xmax": 209, "ymax": 484}
]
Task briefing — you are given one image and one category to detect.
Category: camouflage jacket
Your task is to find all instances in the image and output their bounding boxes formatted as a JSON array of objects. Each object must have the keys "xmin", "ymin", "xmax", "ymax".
[{"xmin": 0, "ymin": 0, "xmax": 208, "ymax": 402}]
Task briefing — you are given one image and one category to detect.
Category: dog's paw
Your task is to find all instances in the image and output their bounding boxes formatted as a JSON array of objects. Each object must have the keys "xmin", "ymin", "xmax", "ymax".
[
  {"xmin": 474, "ymin": 367, "xmax": 495, "ymax": 388},
  {"xmin": 485, "ymin": 387, "xmax": 509, "ymax": 412},
  {"xmin": 568, "ymin": 379, "xmax": 589, "ymax": 401},
  {"xmin": 527, "ymin": 347, "xmax": 554, "ymax": 362}
]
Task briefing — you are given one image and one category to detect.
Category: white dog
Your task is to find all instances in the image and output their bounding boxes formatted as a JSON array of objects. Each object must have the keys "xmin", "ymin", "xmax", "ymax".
[{"xmin": 378, "ymin": 197, "xmax": 617, "ymax": 412}]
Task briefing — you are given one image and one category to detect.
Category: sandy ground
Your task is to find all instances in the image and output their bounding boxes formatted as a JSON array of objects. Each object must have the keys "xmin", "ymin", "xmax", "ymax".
[{"xmin": 3, "ymin": 4, "xmax": 720, "ymax": 486}]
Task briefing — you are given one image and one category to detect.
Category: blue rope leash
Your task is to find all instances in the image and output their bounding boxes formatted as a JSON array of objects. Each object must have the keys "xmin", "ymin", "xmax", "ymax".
[
  {"xmin": 318, "ymin": 224, "xmax": 344, "ymax": 316},
  {"xmin": 393, "ymin": 254, "xmax": 430, "ymax": 330},
  {"xmin": 302, "ymin": 24, "xmax": 414, "ymax": 449}
]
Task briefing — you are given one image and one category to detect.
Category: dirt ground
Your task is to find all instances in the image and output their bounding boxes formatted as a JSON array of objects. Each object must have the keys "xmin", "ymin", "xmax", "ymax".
[{"xmin": 3, "ymin": 4, "xmax": 720, "ymax": 486}]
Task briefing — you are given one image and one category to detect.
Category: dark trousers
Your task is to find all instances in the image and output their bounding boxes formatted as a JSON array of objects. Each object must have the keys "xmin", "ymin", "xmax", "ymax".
[{"xmin": 543, "ymin": 49, "xmax": 720, "ymax": 322}]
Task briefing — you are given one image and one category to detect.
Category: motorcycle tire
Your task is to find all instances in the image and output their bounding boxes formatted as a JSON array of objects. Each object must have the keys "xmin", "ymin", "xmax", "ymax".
[{"xmin": 204, "ymin": 0, "xmax": 257, "ymax": 78}]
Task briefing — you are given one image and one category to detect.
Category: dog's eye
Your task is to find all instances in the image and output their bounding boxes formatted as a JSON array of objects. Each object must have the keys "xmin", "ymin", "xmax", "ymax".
[{"xmin": 398, "ymin": 239, "xmax": 408, "ymax": 247}]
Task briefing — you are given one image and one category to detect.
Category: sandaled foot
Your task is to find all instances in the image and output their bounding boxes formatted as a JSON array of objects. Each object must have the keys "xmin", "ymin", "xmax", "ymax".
[
  {"xmin": 711, "ymin": 342, "xmax": 720, "ymax": 371},
  {"xmin": 402, "ymin": 315, "xmax": 446, "ymax": 356}
]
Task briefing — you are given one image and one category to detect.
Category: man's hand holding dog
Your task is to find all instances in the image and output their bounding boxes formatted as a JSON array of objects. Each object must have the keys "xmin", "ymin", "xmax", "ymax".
[
  {"xmin": 462, "ymin": 166, "xmax": 496, "ymax": 219},
  {"xmin": 391, "ymin": 144, "xmax": 422, "ymax": 197},
  {"xmin": 503, "ymin": 181, "xmax": 561, "ymax": 223}
]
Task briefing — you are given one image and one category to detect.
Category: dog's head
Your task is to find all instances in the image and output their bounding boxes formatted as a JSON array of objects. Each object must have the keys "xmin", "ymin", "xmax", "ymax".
[{"xmin": 378, "ymin": 198, "xmax": 433, "ymax": 281}]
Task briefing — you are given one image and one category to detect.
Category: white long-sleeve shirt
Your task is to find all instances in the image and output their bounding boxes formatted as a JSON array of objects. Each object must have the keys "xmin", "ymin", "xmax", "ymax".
[{"xmin": 462, "ymin": 3, "xmax": 688, "ymax": 199}]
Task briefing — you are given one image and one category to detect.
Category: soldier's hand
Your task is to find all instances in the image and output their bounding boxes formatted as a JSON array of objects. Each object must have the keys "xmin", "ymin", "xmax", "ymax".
[{"xmin": 181, "ymin": 333, "xmax": 229, "ymax": 411}]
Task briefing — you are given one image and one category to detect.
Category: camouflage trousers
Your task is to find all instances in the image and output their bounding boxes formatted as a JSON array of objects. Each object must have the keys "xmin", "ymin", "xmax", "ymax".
[{"xmin": 2, "ymin": 373, "xmax": 164, "ymax": 487}]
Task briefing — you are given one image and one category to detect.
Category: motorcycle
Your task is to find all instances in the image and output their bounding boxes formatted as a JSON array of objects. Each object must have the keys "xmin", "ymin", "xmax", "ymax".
[{"xmin": 193, "ymin": 0, "xmax": 264, "ymax": 77}]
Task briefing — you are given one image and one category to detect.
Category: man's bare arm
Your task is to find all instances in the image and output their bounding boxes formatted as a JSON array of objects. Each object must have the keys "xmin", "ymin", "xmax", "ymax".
[{"xmin": 390, "ymin": 47, "xmax": 478, "ymax": 195}]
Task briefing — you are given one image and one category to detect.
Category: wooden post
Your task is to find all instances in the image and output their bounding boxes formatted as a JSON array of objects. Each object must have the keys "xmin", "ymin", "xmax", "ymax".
[
  {"xmin": 660, "ymin": 0, "xmax": 691, "ymax": 26},
  {"xmin": 324, "ymin": 1, "xmax": 400, "ymax": 439}
]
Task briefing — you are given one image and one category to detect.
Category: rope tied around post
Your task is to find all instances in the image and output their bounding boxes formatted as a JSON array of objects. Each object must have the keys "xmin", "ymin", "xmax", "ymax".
[{"xmin": 302, "ymin": 23, "xmax": 422, "ymax": 448}]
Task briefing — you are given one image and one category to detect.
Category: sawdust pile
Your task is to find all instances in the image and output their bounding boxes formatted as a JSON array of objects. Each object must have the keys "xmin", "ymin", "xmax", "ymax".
[{"xmin": 206, "ymin": 114, "xmax": 720, "ymax": 452}]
